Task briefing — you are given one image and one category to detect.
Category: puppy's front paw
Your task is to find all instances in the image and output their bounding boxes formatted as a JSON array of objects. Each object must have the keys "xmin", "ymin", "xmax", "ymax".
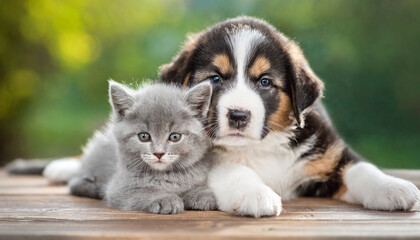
[
  {"xmin": 363, "ymin": 177, "xmax": 420, "ymax": 211},
  {"xmin": 229, "ymin": 185, "xmax": 282, "ymax": 218},
  {"xmin": 147, "ymin": 195, "xmax": 184, "ymax": 214}
]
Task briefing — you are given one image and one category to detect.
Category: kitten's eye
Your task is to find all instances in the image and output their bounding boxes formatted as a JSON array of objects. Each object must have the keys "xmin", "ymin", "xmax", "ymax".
[
  {"xmin": 259, "ymin": 77, "xmax": 272, "ymax": 88},
  {"xmin": 168, "ymin": 133, "xmax": 182, "ymax": 142},
  {"xmin": 210, "ymin": 75, "xmax": 222, "ymax": 85},
  {"xmin": 138, "ymin": 132, "xmax": 151, "ymax": 142}
]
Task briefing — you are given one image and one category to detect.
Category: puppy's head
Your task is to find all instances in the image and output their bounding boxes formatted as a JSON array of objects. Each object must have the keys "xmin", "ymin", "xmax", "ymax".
[{"xmin": 160, "ymin": 17, "xmax": 324, "ymax": 146}]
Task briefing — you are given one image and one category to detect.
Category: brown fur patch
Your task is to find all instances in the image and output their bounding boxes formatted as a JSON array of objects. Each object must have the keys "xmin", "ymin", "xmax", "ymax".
[
  {"xmin": 332, "ymin": 163, "xmax": 353, "ymax": 199},
  {"xmin": 267, "ymin": 92, "xmax": 292, "ymax": 131},
  {"xmin": 182, "ymin": 72, "xmax": 191, "ymax": 88},
  {"xmin": 270, "ymin": 32, "xmax": 324, "ymax": 126},
  {"xmin": 332, "ymin": 184, "xmax": 347, "ymax": 200},
  {"xmin": 249, "ymin": 56, "xmax": 271, "ymax": 78},
  {"xmin": 304, "ymin": 142, "xmax": 345, "ymax": 179},
  {"xmin": 212, "ymin": 54, "xmax": 233, "ymax": 76},
  {"xmin": 286, "ymin": 41, "xmax": 324, "ymax": 91},
  {"xmin": 184, "ymin": 32, "xmax": 201, "ymax": 52}
]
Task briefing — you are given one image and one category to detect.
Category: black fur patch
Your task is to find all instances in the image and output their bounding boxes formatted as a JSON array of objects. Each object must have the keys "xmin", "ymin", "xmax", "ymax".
[
  {"xmin": 296, "ymin": 147, "xmax": 360, "ymax": 198},
  {"xmin": 291, "ymin": 112, "xmax": 339, "ymax": 158}
]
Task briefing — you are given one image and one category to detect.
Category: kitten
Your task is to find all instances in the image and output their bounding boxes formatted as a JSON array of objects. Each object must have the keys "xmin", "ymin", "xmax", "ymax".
[{"xmin": 69, "ymin": 80, "xmax": 216, "ymax": 214}]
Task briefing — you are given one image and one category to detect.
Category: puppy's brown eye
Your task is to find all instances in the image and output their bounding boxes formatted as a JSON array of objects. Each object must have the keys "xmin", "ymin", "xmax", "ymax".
[
  {"xmin": 168, "ymin": 133, "xmax": 181, "ymax": 142},
  {"xmin": 138, "ymin": 132, "xmax": 151, "ymax": 142}
]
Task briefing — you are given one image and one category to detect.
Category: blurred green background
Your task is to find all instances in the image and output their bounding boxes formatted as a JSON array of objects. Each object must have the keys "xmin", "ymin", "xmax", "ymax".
[{"xmin": 1, "ymin": 0, "xmax": 419, "ymax": 168}]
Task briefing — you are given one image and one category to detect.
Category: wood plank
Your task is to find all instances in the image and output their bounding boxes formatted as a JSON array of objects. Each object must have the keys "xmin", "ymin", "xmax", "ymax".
[
  {"xmin": 1, "ymin": 220, "xmax": 420, "ymax": 240},
  {"xmin": 0, "ymin": 170, "xmax": 419, "ymax": 239}
]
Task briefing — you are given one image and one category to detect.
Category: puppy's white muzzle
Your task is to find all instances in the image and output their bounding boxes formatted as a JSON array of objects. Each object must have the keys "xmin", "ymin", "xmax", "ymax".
[{"xmin": 215, "ymin": 83, "xmax": 265, "ymax": 146}]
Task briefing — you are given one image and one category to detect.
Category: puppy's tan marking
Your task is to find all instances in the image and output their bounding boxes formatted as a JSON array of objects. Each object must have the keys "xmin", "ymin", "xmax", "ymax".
[
  {"xmin": 182, "ymin": 72, "xmax": 191, "ymax": 88},
  {"xmin": 212, "ymin": 54, "xmax": 233, "ymax": 76},
  {"xmin": 249, "ymin": 56, "xmax": 271, "ymax": 78},
  {"xmin": 332, "ymin": 163, "xmax": 354, "ymax": 199},
  {"xmin": 333, "ymin": 184, "xmax": 347, "ymax": 200},
  {"xmin": 184, "ymin": 32, "xmax": 201, "ymax": 52},
  {"xmin": 305, "ymin": 141, "xmax": 345, "ymax": 179},
  {"xmin": 268, "ymin": 92, "xmax": 292, "ymax": 131}
]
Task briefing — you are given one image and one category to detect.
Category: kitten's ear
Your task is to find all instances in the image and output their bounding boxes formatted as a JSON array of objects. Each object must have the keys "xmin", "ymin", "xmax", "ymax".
[
  {"xmin": 185, "ymin": 82, "xmax": 212, "ymax": 118},
  {"xmin": 108, "ymin": 80, "xmax": 135, "ymax": 118}
]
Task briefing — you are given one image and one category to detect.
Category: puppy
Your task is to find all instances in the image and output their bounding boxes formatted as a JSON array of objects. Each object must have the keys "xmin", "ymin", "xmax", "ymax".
[{"xmin": 160, "ymin": 16, "xmax": 420, "ymax": 217}]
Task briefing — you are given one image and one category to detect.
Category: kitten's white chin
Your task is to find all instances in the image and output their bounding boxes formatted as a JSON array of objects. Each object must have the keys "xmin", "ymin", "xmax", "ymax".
[
  {"xmin": 213, "ymin": 136, "xmax": 260, "ymax": 147},
  {"xmin": 150, "ymin": 162, "xmax": 171, "ymax": 171}
]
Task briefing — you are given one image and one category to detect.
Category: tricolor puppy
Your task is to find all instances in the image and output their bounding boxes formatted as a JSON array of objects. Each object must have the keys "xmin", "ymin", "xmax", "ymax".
[{"xmin": 160, "ymin": 16, "xmax": 420, "ymax": 217}]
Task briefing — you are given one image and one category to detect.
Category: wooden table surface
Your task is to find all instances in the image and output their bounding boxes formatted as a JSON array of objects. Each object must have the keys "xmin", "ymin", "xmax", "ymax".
[{"xmin": 0, "ymin": 170, "xmax": 419, "ymax": 240}]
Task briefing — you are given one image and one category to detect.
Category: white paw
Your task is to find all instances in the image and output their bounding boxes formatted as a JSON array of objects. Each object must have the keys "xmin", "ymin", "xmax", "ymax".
[
  {"xmin": 43, "ymin": 158, "xmax": 81, "ymax": 183},
  {"xmin": 228, "ymin": 185, "xmax": 282, "ymax": 218},
  {"xmin": 363, "ymin": 176, "xmax": 420, "ymax": 211}
]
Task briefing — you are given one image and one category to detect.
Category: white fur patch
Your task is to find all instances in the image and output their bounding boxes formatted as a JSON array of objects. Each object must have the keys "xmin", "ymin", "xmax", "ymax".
[
  {"xmin": 208, "ymin": 129, "xmax": 317, "ymax": 217},
  {"xmin": 43, "ymin": 157, "xmax": 81, "ymax": 183},
  {"xmin": 341, "ymin": 162, "xmax": 420, "ymax": 211},
  {"xmin": 208, "ymin": 162, "xmax": 282, "ymax": 218},
  {"xmin": 213, "ymin": 130, "xmax": 309, "ymax": 198}
]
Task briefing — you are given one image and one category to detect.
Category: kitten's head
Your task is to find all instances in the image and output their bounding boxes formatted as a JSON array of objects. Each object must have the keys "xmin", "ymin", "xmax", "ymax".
[{"xmin": 109, "ymin": 80, "xmax": 212, "ymax": 172}]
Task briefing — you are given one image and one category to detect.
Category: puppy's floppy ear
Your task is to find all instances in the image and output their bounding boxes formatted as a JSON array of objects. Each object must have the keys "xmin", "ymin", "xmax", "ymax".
[
  {"xmin": 283, "ymin": 40, "xmax": 324, "ymax": 127},
  {"xmin": 185, "ymin": 82, "xmax": 212, "ymax": 119},
  {"xmin": 159, "ymin": 32, "xmax": 201, "ymax": 87},
  {"xmin": 108, "ymin": 80, "xmax": 135, "ymax": 119}
]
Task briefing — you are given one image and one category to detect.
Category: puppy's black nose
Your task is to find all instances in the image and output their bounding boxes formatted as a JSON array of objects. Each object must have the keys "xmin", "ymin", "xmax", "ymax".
[
  {"xmin": 153, "ymin": 153, "xmax": 165, "ymax": 160},
  {"xmin": 228, "ymin": 109, "xmax": 250, "ymax": 129}
]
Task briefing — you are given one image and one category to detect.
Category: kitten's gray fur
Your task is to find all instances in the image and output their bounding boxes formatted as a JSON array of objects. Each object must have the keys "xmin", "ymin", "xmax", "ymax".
[{"xmin": 69, "ymin": 81, "xmax": 216, "ymax": 214}]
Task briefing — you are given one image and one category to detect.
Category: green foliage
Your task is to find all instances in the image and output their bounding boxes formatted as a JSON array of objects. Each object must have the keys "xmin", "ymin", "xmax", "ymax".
[{"xmin": 1, "ymin": 0, "xmax": 419, "ymax": 168}]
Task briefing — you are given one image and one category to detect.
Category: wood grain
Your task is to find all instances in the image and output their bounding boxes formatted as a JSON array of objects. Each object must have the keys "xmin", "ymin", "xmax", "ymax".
[{"xmin": 0, "ymin": 170, "xmax": 419, "ymax": 239}]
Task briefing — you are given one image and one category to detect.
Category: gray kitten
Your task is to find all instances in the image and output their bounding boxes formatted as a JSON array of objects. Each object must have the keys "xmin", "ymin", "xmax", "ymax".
[{"xmin": 69, "ymin": 80, "xmax": 216, "ymax": 214}]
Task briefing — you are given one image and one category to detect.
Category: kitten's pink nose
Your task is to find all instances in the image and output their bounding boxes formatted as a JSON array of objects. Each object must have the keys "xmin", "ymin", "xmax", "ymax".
[{"xmin": 153, "ymin": 152, "xmax": 165, "ymax": 160}]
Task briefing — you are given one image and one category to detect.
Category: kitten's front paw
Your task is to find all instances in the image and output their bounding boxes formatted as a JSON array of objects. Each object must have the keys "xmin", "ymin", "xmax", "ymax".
[
  {"xmin": 227, "ymin": 185, "xmax": 282, "ymax": 218},
  {"xmin": 69, "ymin": 176, "xmax": 101, "ymax": 199},
  {"xmin": 363, "ymin": 177, "xmax": 420, "ymax": 211},
  {"xmin": 147, "ymin": 195, "xmax": 184, "ymax": 214},
  {"xmin": 184, "ymin": 191, "xmax": 217, "ymax": 211}
]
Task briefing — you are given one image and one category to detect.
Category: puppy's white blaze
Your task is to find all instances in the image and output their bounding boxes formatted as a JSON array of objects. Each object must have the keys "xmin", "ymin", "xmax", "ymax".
[
  {"xmin": 215, "ymin": 28, "xmax": 267, "ymax": 146},
  {"xmin": 43, "ymin": 157, "xmax": 81, "ymax": 183},
  {"xmin": 341, "ymin": 162, "xmax": 420, "ymax": 211},
  {"xmin": 228, "ymin": 28, "xmax": 265, "ymax": 86}
]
